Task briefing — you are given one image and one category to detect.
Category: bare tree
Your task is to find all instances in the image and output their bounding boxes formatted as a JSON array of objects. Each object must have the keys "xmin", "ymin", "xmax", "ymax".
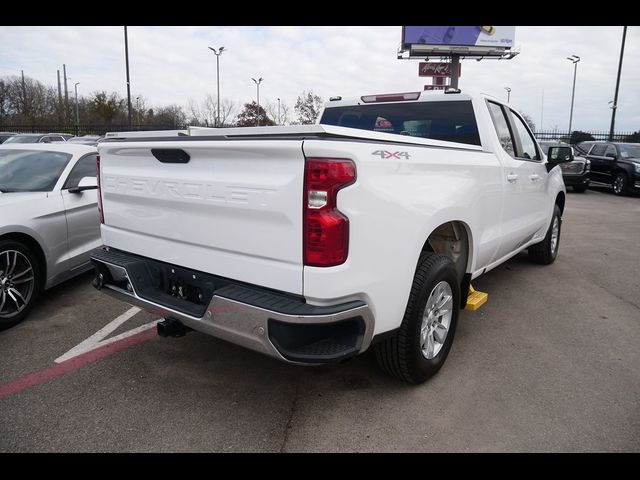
[
  {"xmin": 5, "ymin": 75, "xmax": 56, "ymax": 123},
  {"xmin": 294, "ymin": 90, "xmax": 324, "ymax": 125},
  {"xmin": 218, "ymin": 98, "xmax": 237, "ymax": 126},
  {"xmin": 265, "ymin": 99, "xmax": 291, "ymax": 126},
  {"xmin": 0, "ymin": 79, "xmax": 11, "ymax": 121},
  {"xmin": 187, "ymin": 95, "xmax": 236, "ymax": 127}
]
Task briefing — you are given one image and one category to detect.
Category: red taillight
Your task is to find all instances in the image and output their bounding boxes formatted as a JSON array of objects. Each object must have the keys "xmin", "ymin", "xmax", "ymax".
[
  {"xmin": 96, "ymin": 154, "xmax": 104, "ymax": 224},
  {"xmin": 304, "ymin": 157, "xmax": 356, "ymax": 267}
]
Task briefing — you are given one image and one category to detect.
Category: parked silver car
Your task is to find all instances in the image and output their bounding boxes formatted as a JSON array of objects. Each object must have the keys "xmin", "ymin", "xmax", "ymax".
[{"xmin": 0, "ymin": 144, "xmax": 101, "ymax": 328}]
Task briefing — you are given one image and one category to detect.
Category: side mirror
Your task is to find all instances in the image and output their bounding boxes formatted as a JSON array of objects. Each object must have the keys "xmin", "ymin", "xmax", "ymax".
[
  {"xmin": 69, "ymin": 176, "xmax": 98, "ymax": 194},
  {"xmin": 605, "ymin": 153, "xmax": 617, "ymax": 160},
  {"xmin": 546, "ymin": 146, "xmax": 573, "ymax": 172}
]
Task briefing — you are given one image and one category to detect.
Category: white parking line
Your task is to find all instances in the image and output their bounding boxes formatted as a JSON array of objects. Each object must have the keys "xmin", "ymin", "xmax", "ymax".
[{"xmin": 55, "ymin": 307, "xmax": 159, "ymax": 363}]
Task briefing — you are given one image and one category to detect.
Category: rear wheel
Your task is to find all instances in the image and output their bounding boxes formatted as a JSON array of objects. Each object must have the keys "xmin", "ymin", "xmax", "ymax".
[
  {"xmin": 0, "ymin": 240, "xmax": 41, "ymax": 330},
  {"xmin": 528, "ymin": 205, "xmax": 562, "ymax": 265},
  {"xmin": 612, "ymin": 172, "xmax": 628, "ymax": 196},
  {"xmin": 375, "ymin": 252, "xmax": 460, "ymax": 384}
]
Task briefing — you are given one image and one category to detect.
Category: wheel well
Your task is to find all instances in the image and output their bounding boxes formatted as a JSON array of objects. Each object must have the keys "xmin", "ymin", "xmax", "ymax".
[
  {"xmin": 421, "ymin": 221, "xmax": 471, "ymax": 282},
  {"xmin": 555, "ymin": 191, "xmax": 566, "ymax": 215},
  {"xmin": 0, "ymin": 232, "xmax": 47, "ymax": 289}
]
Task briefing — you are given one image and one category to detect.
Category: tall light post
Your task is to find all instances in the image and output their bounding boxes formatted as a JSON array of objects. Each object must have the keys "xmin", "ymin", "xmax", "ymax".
[
  {"xmin": 567, "ymin": 55, "xmax": 580, "ymax": 138},
  {"xmin": 208, "ymin": 46, "xmax": 225, "ymax": 127},
  {"xmin": 277, "ymin": 97, "xmax": 281, "ymax": 125},
  {"xmin": 124, "ymin": 26, "xmax": 132, "ymax": 129},
  {"xmin": 609, "ymin": 26, "xmax": 627, "ymax": 141},
  {"xmin": 252, "ymin": 77, "xmax": 263, "ymax": 126},
  {"xmin": 504, "ymin": 87, "xmax": 511, "ymax": 103},
  {"xmin": 74, "ymin": 82, "xmax": 80, "ymax": 136}
]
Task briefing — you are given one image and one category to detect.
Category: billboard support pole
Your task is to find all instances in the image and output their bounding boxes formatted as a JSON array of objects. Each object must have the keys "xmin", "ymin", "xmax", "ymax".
[{"xmin": 450, "ymin": 55, "xmax": 460, "ymax": 89}]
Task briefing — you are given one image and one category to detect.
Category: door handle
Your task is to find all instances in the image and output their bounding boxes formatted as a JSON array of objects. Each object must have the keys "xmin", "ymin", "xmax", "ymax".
[
  {"xmin": 529, "ymin": 173, "xmax": 540, "ymax": 182},
  {"xmin": 506, "ymin": 173, "xmax": 519, "ymax": 182}
]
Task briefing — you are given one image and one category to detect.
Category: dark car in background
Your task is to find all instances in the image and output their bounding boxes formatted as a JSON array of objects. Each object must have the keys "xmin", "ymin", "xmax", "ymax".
[
  {"xmin": 585, "ymin": 142, "xmax": 640, "ymax": 196},
  {"xmin": 3, "ymin": 133, "xmax": 68, "ymax": 144},
  {"xmin": 540, "ymin": 140, "xmax": 591, "ymax": 193}
]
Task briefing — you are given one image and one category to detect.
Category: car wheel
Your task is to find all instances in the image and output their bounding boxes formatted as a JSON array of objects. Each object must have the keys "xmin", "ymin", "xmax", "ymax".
[
  {"xmin": 0, "ymin": 240, "xmax": 41, "ymax": 330},
  {"xmin": 375, "ymin": 252, "xmax": 460, "ymax": 384},
  {"xmin": 573, "ymin": 186, "xmax": 587, "ymax": 193},
  {"xmin": 528, "ymin": 204, "xmax": 562, "ymax": 265},
  {"xmin": 612, "ymin": 172, "xmax": 628, "ymax": 196}
]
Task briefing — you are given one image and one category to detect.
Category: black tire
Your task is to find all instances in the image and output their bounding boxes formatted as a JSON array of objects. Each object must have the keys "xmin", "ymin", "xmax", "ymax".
[
  {"xmin": 375, "ymin": 252, "xmax": 460, "ymax": 384},
  {"xmin": 528, "ymin": 204, "xmax": 562, "ymax": 265},
  {"xmin": 0, "ymin": 240, "xmax": 41, "ymax": 330},
  {"xmin": 612, "ymin": 172, "xmax": 628, "ymax": 196},
  {"xmin": 573, "ymin": 186, "xmax": 587, "ymax": 193}
]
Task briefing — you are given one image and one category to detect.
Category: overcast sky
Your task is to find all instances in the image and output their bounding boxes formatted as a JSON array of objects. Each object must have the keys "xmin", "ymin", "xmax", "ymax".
[{"xmin": 0, "ymin": 26, "xmax": 637, "ymax": 132}]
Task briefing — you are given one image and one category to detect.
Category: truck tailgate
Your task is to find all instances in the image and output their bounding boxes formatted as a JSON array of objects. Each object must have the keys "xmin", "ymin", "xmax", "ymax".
[{"xmin": 98, "ymin": 140, "xmax": 304, "ymax": 294}]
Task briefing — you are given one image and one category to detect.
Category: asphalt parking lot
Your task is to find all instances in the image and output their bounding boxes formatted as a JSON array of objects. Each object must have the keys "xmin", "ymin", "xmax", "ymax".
[{"xmin": 1, "ymin": 188, "xmax": 638, "ymax": 452}]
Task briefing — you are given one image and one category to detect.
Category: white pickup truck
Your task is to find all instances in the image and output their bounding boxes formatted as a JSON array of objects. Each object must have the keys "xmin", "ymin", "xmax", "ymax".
[{"xmin": 90, "ymin": 90, "xmax": 571, "ymax": 383}]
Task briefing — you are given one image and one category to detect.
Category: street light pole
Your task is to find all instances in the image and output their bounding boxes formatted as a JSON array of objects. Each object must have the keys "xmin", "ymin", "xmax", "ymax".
[
  {"xmin": 277, "ymin": 97, "xmax": 281, "ymax": 125},
  {"xmin": 208, "ymin": 46, "xmax": 225, "ymax": 127},
  {"xmin": 74, "ymin": 82, "xmax": 80, "ymax": 136},
  {"xmin": 567, "ymin": 55, "xmax": 580, "ymax": 139},
  {"xmin": 124, "ymin": 26, "xmax": 132, "ymax": 129},
  {"xmin": 609, "ymin": 26, "xmax": 627, "ymax": 142},
  {"xmin": 504, "ymin": 87, "xmax": 511, "ymax": 103},
  {"xmin": 252, "ymin": 77, "xmax": 263, "ymax": 126}
]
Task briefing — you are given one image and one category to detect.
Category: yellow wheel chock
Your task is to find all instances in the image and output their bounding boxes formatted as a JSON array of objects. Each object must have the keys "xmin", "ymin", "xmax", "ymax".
[{"xmin": 465, "ymin": 284, "xmax": 488, "ymax": 311}]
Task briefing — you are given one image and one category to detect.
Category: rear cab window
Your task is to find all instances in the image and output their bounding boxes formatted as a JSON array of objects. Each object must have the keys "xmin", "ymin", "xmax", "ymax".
[{"xmin": 320, "ymin": 100, "xmax": 481, "ymax": 146}]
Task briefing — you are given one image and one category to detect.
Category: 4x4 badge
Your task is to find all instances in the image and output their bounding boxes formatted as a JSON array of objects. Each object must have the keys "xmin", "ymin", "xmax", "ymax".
[{"xmin": 372, "ymin": 150, "xmax": 410, "ymax": 159}]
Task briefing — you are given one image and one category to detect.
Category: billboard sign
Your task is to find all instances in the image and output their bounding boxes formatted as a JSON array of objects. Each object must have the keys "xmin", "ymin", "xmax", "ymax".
[
  {"xmin": 403, "ymin": 26, "xmax": 515, "ymax": 49},
  {"xmin": 418, "ymin": 62, "xmax": 461, "ymax": 77},
  {"xmin": 424, "ymin": 85, "xmax": 447, "ymax": 91}
]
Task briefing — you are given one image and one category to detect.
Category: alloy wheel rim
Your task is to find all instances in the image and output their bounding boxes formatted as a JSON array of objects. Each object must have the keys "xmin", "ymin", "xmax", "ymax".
[
  {"xmin": 550, "ymin": 216, "xmax": 559, "ymax": 254},
  {"xmin": 0, "ymin": 250, "xmax": 35, "ymax": 319},
  {"xmin": 420, "ymin": 281, "xmax": 453, "ymax": 360},
  {"xmin": 614, "ymin": 176, "xmax": 624, "ymax": 194}
]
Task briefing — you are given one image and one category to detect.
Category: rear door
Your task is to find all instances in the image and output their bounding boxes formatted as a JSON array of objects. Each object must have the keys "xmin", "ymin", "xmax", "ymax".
[
  {"xmin": 487, "ymin": 101, "xmax": 547, "ymax": 257},
  {"xmin": 98, "ymin": 139, "xmax": 306, "ymax": 295}
]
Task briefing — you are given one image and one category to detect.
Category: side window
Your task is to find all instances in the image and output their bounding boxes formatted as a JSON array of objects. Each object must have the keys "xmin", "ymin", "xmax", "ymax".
[
  {"xmin": 590, "ymin": 145, "xmax": 607, "ymax": 156},
  {"xmin": 487, "ymin": 102, "xmax": 515, "ymax": 157},
  {"xmin": 63, "ymin": 154, "xmax": 97, "ymax": 189},
  {"xmin": 605, "ymin": 145, "xmax": 617, "ymax": 158},
  {"xmin": 510, "ymin": 111, "xmax": 540, "ymax": 161}
]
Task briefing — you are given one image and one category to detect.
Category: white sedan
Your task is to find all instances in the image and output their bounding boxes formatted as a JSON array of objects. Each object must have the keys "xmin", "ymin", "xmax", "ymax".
[{"xmin": 0, "ymin": 143, "xmax": 101, "ymax": 329}]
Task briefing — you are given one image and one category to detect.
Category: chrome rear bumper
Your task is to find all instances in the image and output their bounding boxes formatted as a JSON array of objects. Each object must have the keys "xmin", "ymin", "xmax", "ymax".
[{"xmin": 90, "ymin": 248, "xmax": 374, "ymax": 364}]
